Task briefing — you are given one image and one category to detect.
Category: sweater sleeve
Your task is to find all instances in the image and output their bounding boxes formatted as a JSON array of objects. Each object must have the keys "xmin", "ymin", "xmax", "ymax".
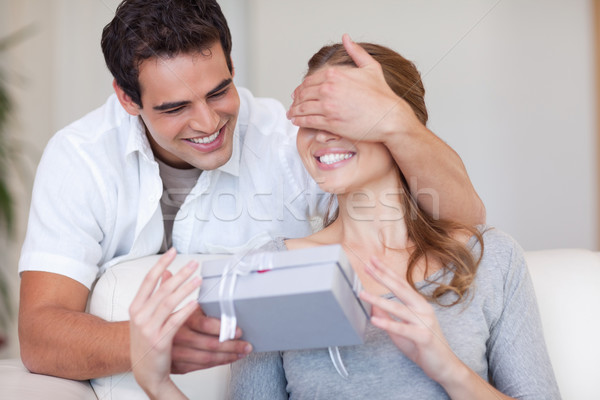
[
  {"xmin": 485, "ymin": 237, "xmax": 561, "ymax": 399},
  {"xmin": 228, "ymin": 351, "xmax": 289, "ymax": 400}
]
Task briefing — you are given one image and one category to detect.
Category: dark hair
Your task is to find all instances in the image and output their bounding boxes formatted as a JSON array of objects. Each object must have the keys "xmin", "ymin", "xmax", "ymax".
[
  {"xmin": 101, "ymin": 0, "xmax": 232, "ymax": 107},
  {"xmin": 307, "ymin": 43, "xmax": 483, "ymax": 306}
]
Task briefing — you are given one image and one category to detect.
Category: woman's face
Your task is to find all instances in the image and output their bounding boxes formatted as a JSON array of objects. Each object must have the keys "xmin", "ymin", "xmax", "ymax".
[{"xmin": 296, "ymin": 127, "xmax": 397, "ymax": 195}]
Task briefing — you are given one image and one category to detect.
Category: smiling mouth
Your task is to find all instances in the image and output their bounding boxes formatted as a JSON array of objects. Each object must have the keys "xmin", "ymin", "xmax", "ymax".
[
  {"xmin": 317, "ymin": 152, "xmax": 355, "ymax": 165},
  {"xmin": 186, "ymin": 127, "xmax": 222, "ymax": 145}
]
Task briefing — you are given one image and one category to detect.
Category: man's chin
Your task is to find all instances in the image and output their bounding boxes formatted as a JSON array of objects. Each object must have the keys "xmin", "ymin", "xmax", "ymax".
[{"xmin": 190, "ymin": 149, "xmax": 233, "ymax": 171}]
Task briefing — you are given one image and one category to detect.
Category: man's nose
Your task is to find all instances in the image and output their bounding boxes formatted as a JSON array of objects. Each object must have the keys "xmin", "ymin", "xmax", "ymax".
[{"xmin": 189, "ymin": 103, "xmax": 220, "ymax": 133}]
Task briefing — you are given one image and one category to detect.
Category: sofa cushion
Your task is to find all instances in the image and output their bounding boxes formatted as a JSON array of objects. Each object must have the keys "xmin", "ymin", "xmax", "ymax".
[
  {"xmin": 88, "ymin": 254, "xmax": 231, "ymax": 400},
  {"xmin": 525, "ymin": 249, "xmax": 600, "ymax": 400},
  {"xmin": 0, "ymin": 358, "xmax": 98, "ymax": 400}
]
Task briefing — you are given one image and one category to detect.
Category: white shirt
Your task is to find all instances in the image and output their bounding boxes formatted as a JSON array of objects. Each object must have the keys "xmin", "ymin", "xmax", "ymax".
[{"xmin": 19, "ymin": 88, "xmax": 328, "ymax": 289}]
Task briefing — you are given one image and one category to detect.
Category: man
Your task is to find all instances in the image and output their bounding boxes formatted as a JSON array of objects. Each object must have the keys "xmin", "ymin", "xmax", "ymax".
[{"xmin": 18, "ymin": 0, "xmax": 484, "ymax": 381}]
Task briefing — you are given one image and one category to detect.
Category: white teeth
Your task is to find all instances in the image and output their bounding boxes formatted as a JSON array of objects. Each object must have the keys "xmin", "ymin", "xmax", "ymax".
[
  {"xmin": 318, "ymin": 153, "xmax": 354, "ymax": 165},
  {"xmin": 188, "ymin": 129, "xmax": 220, "ymax": 144}
]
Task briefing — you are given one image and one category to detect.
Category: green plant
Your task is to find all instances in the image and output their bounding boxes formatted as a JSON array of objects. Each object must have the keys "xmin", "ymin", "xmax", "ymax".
[
  {"xmin": 0, "ymin": 44, "xmax": 14, "ymax": 234},
  {"xmin": 0, "ymin": 34, "xmax": 16, "ymax": 334},
  {"xmin": 0, "ymin": 26, "xmax": 33, "ymax": 234},
  {"xmin": 0, "ymin": 26, "xmax": 34, "ymax": 333}
]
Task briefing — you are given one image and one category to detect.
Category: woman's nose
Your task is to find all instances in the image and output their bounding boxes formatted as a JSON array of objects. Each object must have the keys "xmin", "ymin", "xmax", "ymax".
[{"xmin": 315, "ymin": 130, "xmax": 341, "ymax": 143}]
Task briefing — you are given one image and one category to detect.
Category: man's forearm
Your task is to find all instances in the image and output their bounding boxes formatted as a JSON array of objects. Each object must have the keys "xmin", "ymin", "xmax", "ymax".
[
  {"xmin": 386, "ymin": 124, "xmax": 485, "ymax": 226},
  {"xmin": 19, "ymin": 306, "xmax": 130, "ymax": 380}
]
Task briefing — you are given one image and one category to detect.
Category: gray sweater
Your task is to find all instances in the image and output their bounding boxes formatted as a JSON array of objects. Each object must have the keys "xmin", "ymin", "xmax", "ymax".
[{"xmin": 228, "ymin": 228, "xmax": 560, "ymax": 399}]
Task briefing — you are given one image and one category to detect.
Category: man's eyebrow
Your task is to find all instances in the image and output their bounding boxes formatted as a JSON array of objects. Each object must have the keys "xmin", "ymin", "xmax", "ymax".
[
  {"xmin": 153, "ymin": 100, "xmax": 191, "ymax": 112},
  {"xmin": 207, "ymin": 78, "xmax": 233, "ymax": 97}
]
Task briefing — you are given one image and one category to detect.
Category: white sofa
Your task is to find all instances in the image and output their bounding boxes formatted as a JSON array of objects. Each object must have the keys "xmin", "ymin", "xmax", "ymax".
[{"xmin": 1, "ymin": 248, "xmax": 599, "ymax": 399}]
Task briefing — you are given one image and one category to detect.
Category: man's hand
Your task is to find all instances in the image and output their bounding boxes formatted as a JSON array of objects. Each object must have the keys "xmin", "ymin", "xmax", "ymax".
[
  {"xmin": 287, "ymin": 33, "xmax": 485, "ymax": 226},
  {"xmin": 287, "ymin": 33, "xmax": 422, "ymax": 145},
  {"xmin": 171, "ymin": 306, "xmax": 252, "ymax": 374}
]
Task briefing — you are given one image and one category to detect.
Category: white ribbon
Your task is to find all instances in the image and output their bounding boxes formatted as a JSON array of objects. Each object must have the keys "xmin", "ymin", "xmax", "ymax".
[
  {"xmin": 327, "ymin": 273, "xmax": 365, "ymax": 379},
  {"xmin": 217, "ymin": 251, "xmax": 274, "ymax": 342},
  {"xmin": 328, "ymin": 346, "xmax": 349, "ymax": 379}
]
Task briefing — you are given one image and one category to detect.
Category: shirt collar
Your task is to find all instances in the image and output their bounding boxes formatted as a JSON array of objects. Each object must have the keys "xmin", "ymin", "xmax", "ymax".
[
  {"xmin": 217, "ymin": 124, "xmax": 241, "ymax": 177},
  {"xmin": 125, "ymin": 115, "xmax": 154, "ymax": 161}
]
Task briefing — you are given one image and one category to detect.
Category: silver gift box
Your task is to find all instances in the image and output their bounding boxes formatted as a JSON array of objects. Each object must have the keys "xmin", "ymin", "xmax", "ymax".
[{"xmin": 197, "ymin": 244, "xmax": 371, "ymax": 352}]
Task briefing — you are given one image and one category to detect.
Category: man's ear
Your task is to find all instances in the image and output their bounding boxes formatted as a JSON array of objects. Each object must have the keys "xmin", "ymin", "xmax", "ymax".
[{"xmin": 113, "ymin": 80, "xmax": 141, "ymax": 116}]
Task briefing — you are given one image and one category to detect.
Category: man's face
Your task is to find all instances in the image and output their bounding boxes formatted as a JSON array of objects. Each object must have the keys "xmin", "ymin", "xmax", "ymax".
[{"xmin": 132, "ymin": 43, "xmax": 240, "ymax": 170}]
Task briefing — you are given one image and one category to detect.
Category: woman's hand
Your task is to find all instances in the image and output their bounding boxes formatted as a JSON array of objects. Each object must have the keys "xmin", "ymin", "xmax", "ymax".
[
  {"xmin": 359, "ymin": 257, "xmax": 514, "ymax": 399},
  {"xmin": 129, "ymin": 248, "xmax": 200, "ymax": 400},
  {"xmin": 358, "ymin": 257, "xmax": 463, "ymax": 384}
]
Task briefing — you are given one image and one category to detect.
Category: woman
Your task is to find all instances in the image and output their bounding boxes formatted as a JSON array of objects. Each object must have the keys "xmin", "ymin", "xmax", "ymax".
[{"xmin": 129, "ymin": 36, "xmax": 559, "ymax": 399}]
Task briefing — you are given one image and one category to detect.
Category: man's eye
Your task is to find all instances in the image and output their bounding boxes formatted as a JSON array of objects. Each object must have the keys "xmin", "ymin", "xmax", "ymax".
[
  {"xmin": 210, "ymin": 88, "xmax": 228, "ymax": 99},
  {"xmin": 164, "ymin": 106, "xmax": 184, "ymax": 114}
]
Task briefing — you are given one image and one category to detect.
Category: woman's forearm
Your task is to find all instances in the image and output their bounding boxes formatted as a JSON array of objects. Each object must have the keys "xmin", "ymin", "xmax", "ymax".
[{"xmin": 440, "ymin": 362, "xmax": 514, "ymax": 400}]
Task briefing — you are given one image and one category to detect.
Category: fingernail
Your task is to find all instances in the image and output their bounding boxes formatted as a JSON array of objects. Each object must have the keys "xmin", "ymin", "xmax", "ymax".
[
  {"xmin": 244, "ymin": 344, "xmax": 253, "ymax": 353},
  {"xmin": 237, "ymin": 353, "xmax": 247, "ymax": 359}
]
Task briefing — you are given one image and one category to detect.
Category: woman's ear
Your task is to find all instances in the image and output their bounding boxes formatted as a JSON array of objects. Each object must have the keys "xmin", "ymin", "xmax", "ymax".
[{"xmin": 113, "ymin": 79, "xmax": 141, "ymax": 116}]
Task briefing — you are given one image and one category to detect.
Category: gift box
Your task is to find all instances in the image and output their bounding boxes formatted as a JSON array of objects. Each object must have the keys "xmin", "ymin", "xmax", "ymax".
[{"xmin": 197, "ymin": 244, "xmax": 371, "ymax": 352}]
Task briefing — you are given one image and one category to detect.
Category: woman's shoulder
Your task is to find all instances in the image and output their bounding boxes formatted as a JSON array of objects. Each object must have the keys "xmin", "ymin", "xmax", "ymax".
[
  {"xmin": 478, "ymin": 226, "xmax": 524, "ymax": 257},
  {"xmin": 282, "ymin": 226, "xmax": 340, "ymax": 251},
  {"xmin": 475, "ymin": 226, "xmax": 528, "ymax": 280},
  {"xmin": 284, "ymin": 236, "xmax": 329, "ymax": 251}
]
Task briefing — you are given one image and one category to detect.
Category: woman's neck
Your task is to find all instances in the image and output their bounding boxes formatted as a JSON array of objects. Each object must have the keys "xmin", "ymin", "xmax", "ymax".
[
  {"xmin": 323, "ymin": 196, "xmax": 414, "ymax": 294},
  {"xmin": 289, "ymin": 175, "xmax": 424, "ymax": 293},
  {"xmin": 333, "ymin": 179, "xmax": 410, "ymax": 251}
]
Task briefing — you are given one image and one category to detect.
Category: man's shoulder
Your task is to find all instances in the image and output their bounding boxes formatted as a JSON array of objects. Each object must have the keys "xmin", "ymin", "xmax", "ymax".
[
  {"xmin": 237, "ymin": 87, "xmax": 296, "ymax": 140},
  {"xmin": 235, "ymin": 88, "xmax": 300, "ymax": 172},
  {"xmin": 38, "ymin": 94, "xmax": 141, "ymax": 185},
  {"xmin": 46, "ymin": 94, "xmax": 133, "ymax": 159},
  {"xmin": 52, "ymin": 94, "xmax": 131, "ymax": 146}
]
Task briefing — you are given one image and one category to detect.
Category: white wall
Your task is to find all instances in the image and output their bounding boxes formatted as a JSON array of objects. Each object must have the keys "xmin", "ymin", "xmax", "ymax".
[
  {"xmin": 0, "ymin": 0, "xmax": 597, "ymax": 358},
  {"xmin": 246, "ymin": 0, "xmax": 598, "ymax": 251},
  {"xmin": 0, "ymin": 0, "xmax": 120, "ymax": 359}
]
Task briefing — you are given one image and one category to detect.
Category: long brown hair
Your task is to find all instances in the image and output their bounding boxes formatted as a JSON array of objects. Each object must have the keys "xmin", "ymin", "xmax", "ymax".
[{"xmin": 307, "ymin": 42, "xmax": 483, "ymax": 306}]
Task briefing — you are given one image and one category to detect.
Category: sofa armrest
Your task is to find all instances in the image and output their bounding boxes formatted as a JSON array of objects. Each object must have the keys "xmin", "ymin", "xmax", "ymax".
[
  {"xmin": 525, "ymin": 249, "xmax": 600, "ymax": 400},
  {"xmin": 0, "ymin": 358, "xmax": 97, "ymax": 400}
]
